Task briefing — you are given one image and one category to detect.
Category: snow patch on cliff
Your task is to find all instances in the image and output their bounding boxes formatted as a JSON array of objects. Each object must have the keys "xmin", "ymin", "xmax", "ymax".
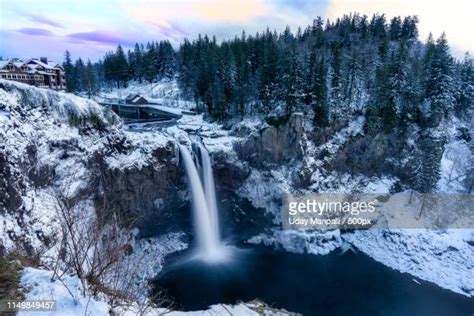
[
  {"xmin": 105, "ymin": 130, "xmax": 171, "ymax": 170},
  {"xmin": 437, "ymin": 140, "xmax": 471, "ymax": 193},
  {"xmin": 238, "ymin": 168, "xmax": 293, "ymax": 219}
]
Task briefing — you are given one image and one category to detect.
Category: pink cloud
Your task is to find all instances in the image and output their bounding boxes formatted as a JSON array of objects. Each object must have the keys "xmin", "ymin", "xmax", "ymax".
[
  {"xmin": 17, "ymin": 28, "xmax": 55, "ymax": 36},
  {"xmin": 67, "ymin": 31, "xmax": 133, "ymax": 45},
  {"xmin": 26, "ymin": 14, "xmax": 63, "ymax": 28}
]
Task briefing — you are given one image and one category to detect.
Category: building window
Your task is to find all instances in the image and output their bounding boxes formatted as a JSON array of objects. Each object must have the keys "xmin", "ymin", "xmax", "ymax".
[{"xmin": 1, "ymin": 75, "xmax": 5, "ymax": 78}]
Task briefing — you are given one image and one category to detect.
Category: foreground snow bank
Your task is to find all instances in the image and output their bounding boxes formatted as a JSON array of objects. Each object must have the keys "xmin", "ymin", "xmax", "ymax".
[
  {"xmin": 20, "ymin": 267, "xmax": 296, "ymax": 316},
  {"xmin": 116, "ymin": 301, "xmax": 297, "ymax": 316},
  {"xmin": 19, "ymin": 268, "xmax": 110, "ymax": 316},
  {"xmin": 343, "ymin": 229, "xmax": 474, "ymax": 297}
]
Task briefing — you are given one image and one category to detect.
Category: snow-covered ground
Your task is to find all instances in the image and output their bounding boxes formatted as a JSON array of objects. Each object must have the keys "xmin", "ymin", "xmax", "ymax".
[
  {"xmin": 20, "ymin": 267, "xmax": 292, "ymax": 316},
  {"xmin": 19, "ymin": 268, "xmax": 109, "ymax": 316}
]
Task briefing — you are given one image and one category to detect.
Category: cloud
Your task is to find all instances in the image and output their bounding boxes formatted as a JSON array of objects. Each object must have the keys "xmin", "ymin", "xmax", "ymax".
[
  {"xmin": 17, "ymin": 28, "xmax": 55, "ymax": 36},
  {"xmin": 155, "ymin": 22, "xmax": 189, "ymax": 40},
  {"xmin": 275, "ymin": 0, "xmax": 330, "ymax": 13},
  {"xmin": 121, "ymin": 0, "xmax": 270, "ymax": 26},
  {"xmin": 26, "ymin": 14, "xmax": 63, "ymax": 28},
  {"xmin": 67, "ymin": 31, "xmax": 132, "ymax": 45}
]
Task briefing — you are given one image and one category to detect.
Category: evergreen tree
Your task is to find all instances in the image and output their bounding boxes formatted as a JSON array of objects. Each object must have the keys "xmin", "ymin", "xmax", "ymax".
[
  {"xmin": 115, "ymin": 45, "xmax": 129, "ymax": 87},
  {"xmin": 63, "ymin": 50, "xmax": 77, "ymax": 92},
  {"xmin": 85, "ymin": 60, "xmax": 96, "ymax": 98},
  {"xmin": 133, "ymin": 43, "xmax": 144, "ymax": 82},
  {"xmin": 74, "ymin": 58, "xmax": 87, "ymax": 91},
  {"xmin": 310, "ymin": 54, "xmax": 329, "ymax": 126},
  {"xmin": 401, "ymin": 16, "xmax": 419, "ymax": 40},
  {"xmin": 389, "ymin": 16, "xmax": 402, "ymax": 40},
  {"xmin": 423, "ymin": 33, "xmax": 455, "ymax": 125},
  {"xmin": 456, "ymin": 53, "xmax": 474, "ymax": 112},
  {"xmin": 413, "ymin": 132, "xmax": 443, "ymax": 194},
  {"xmin": 143, "ymin": 42, "xmax": 157, "ymax": 82}
]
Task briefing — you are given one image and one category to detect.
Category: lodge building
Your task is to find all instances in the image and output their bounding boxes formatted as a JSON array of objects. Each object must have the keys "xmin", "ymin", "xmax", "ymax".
[{"xmin": 0, "ymin": 57, "xmax": 66, "ymax": 90}]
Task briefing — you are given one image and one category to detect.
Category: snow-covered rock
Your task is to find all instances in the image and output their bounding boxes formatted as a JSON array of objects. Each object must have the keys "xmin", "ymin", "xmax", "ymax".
[
  {"xmin": 343, "ymin": 229, "xmax": 474, "ymax": 297},
  {"xmin": 248, "ymin": 229, "xmax": 342, "ymax": 255}
]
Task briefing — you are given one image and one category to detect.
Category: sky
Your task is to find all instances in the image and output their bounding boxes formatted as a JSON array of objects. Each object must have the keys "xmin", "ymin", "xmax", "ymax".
[{"xmin": 0, "ymin": 0, "xmax": 472, "ymax": 63}]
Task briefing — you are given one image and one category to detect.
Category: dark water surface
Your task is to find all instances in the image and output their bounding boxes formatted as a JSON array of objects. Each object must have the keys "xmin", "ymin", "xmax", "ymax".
[{"xmin": 153, "ymin": 245, "xmax": 473, "ymax": 316}]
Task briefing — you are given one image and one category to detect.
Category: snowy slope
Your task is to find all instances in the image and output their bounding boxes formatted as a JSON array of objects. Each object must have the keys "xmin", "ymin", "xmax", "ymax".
[
  {"xmin": 0, "ymin": 80, "xmax": 119, "ymax": 251},
  {"xmin": 343, "ymin": 229, "xmax": 474, "ymax": 297}
]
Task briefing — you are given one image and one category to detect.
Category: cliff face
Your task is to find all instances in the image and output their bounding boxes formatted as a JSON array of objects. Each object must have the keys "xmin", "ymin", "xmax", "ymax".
[
  {"xmin": 90, "ymin": 143, "xmax": 189, "ymax": 236},
  {"xmin": 233, "ymin": 113, "xmax": 304, "ymax": 167},
  {"xmin": 0, "ymin": 80, "xmax": 189, "ymax": 254}
]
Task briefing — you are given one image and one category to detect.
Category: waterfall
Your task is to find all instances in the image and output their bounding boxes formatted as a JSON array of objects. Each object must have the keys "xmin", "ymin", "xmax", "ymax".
[
  {"xmin": 196, "ymin": 142, "xmax": 220, "ymax": 243},
  {"xmin": 179, "ymin": 143, "xmax": 224, "ymax": 262}
]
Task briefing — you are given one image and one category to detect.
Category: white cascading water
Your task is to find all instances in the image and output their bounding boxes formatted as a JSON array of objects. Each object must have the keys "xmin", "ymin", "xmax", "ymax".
[
  {"xmin": 179, "ymin": 143, "xmax": 224, "ymax": 262},
  {"xmin": 196, "ymin": 142, "xmax": 220, "ymax": 243}
]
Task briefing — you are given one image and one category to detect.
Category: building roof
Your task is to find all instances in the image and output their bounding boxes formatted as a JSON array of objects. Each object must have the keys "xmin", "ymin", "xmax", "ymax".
[
  {"xmin": 47, "ymin": 61, "xmax": 63, "ymax": 69},
  {"xmin": 0, "ymin": 60, "xmax": 10, "ymax": 68},
  {"xmin": 25, "ymin": 58, "xmax": 63, "ymax": 70},
  {"xmin": 125, "ymin": 93, "xmax": 141, "ymax": 101}
]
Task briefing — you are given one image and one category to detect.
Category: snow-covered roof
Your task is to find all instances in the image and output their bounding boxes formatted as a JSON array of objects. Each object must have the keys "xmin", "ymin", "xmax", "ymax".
[
  {"xmin": 0, "ymin": 61, "xmax": 10, "ymax": 69},
  {"xmin": 0, "ymin": 59, "xmax": 16, "ymax": 69},
  {"xmin": 25, "ymin": 58, "xmax": 62, "ymax": 70},
  {"xmin": 125, "ymin": 93, "xmax": 141, "ymax": 100},
  {"xmin": 48, "ymin": 61, "xmax": 63, "ymax": 69}
]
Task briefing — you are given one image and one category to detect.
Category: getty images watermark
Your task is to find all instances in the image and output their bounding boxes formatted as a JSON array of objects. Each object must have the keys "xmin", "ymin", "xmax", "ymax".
[{"xmin": 282, "ymin": 192, "xmax": 474, "ymax": 230}]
